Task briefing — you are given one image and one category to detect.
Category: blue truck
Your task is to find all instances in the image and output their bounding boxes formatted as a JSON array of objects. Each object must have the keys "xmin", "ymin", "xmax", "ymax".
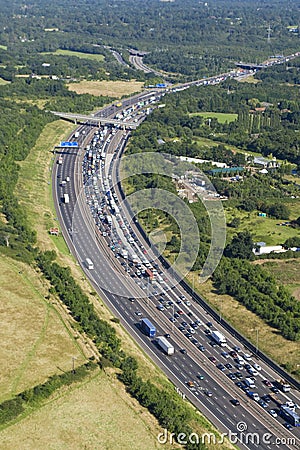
[{"xmin": 141, "ymin": 318, "xmax": 156, "ymax": 337}]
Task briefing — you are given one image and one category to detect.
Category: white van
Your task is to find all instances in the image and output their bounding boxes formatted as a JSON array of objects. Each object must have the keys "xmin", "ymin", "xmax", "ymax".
[{"xmin": 85, "ymin": 258, "xmax": 94, "ymax": 270}]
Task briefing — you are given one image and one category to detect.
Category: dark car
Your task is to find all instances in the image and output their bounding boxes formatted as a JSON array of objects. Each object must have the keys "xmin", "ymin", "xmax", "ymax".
[
  {"xmin": 234, "ymin": 371, "xmax": 243, "ymax": 379},
  {"xmin": 230, "ymin": 399, "xmax": 240, "ymax": 406},
  {"xmin": 217, "ymin": 363, "xmax": 226, "ymax": 371},
  {"xmin": 180, "ymin": 348, "xmax": 187, "ymax": 354},
  {"xmin": 199, "ymin": 345, "xmax": 206, "ymax": 352},
  {"xmin": 208, "ymin": 356, "xmax": 217, "ymax": 363},
  {"xmin": 206, "ymin": 322, "xmax": 213, "ymax": 328}
]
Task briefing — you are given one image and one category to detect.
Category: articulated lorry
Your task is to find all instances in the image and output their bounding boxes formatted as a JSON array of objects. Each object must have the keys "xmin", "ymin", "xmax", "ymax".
[
  {"xmin": 157, "ymin": 336, "xmax": 174, "ymax": 355},
  {"xmin": 211, "ymin": 330, "xmax": 227, "ymax": 347},
  {"xmin": 140, "ymin": 318, "xmax": 156, "ymax": 338}
]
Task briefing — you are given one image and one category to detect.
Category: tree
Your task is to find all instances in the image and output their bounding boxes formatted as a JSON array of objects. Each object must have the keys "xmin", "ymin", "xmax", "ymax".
[{"xmin": 224, "ymin": 231, "xmax": 254, "ymax": 259}]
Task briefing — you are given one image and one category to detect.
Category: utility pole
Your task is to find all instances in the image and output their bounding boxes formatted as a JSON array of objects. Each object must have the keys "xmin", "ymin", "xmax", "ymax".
[
  {"xmin": 255, "ymin": 329, "xmax": 259, "ymax": 354},
  {"xmin": 267, "ymin": 24, "xmax": 271, "ymax": 44}
]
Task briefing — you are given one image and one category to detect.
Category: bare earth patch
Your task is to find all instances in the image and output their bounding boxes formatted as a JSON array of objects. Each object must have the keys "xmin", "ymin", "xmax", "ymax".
[{"xmin": 67, "ymin": 80, "xmax": 144, "ymax": 98}]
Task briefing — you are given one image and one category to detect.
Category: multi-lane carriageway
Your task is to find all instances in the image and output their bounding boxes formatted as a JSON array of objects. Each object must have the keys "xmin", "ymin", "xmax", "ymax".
[{"xmin": 53, "ymin": 94, "xmax": 300, "ymax": 450}]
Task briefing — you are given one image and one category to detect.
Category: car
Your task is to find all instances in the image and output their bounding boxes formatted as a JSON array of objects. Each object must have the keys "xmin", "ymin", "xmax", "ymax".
[
  {"xmin": 192, "ymin": 339, "xmax": 198, "ymax": 345},
  {"xmin": 209, "ymin": 341, "xmax": 217, "ymax": 347},
  {"xmin": 176, "ymin": 299, "xmax": 182, "ymax": 304},
  {"xmin": 199, "ymin": 345, "xmax": 206, "ymax": 352},
  {"xmin": 174, "ymin": 313, "xmax": 180, "ymax": 319},
  {"xmin": 247, "ymin": 368, "xmax": 259, "ymax": 377},
  {"xmin": 185, "ymin": 300, "xmax": 191, "ymax": 306},
  {"xmin": 258, "ymin": 400, "xmax": 268, "ymax": 409},
  {"xmin": 253, "ymin": 363, "xmax": 262, "ymax": 371},
  {"xmin": 186, "ymin": 333, "xmax": 192, "ymax": 338},
  {"xmin": 236, "ymin": 381, "xmax": 244, "ymax": 389},
  {"xmin": 165, "ymin": 333, "xmax": 170, "ymax": 338},
  {"xmin": 129, "ymin": 297, "xmax": 135, "ymax": 303},
  {"xmin": 206, "ymin": 322, "xmax": 213, "ymax": 328},
  {"xmin": 263, "ymin": 379, "xmax": 273, "ymax": 388},
  {"xmin": 234, "ymin": 371, "xmax": 243, "ymax": 379},
  {"xmin": 244, "ymin": 364, "xmax": 252, "ymax": 370},
  {"xmin": 204, "ymin": 329, "xmax": 211, "ymax": 335},
  {"xmin": 262, "ymin": 395, "xmax": 271, "ymax": 403},
  {"xmin": 180, "ymin": 295, "xmax": 186, "ymax": 300},
  {"xmin": 157, "ymin": 304, "xmax": 165, "ymax": 311},
  {"xmin": 233, "ymin": 346, "xmax": 241, "ymax": 353},
  {"xmin": 284, "ymin": 423, "xmax": 293, "ymax": 430},
  {"xmin": 188, "ymin": 328, "xmax": 196, "ymax": 334},
  {"xmin": 135, "ymin": 311, "xmax": 142, "ymax": 316},
  {"xmin": 180, "ymin": 348, "xmax": 187, "ymax": 354},
  {"xmin": 205, "ymin": 391, "xmax": 213, "ymax": 397},
  {"xmin": 169, "ymin": 317, "xmax": 176, "ymax": 322},
  {"xmin": 208, "ymin": 356, "xmax": 217, "ymax": 363},
  {"xmin": 271, "ymin": 387, "xmax": 279, "ymax": 394},
  {"xmin": 235, "ymin": 364, "xmax": 244, "ymax": 370},
  {"xmin": 230, "ymin": 350, "xmax": 237, "ymax": 358},
  {"xmin": 187, "ymin": 381, "xmax": 195, "ymax": 387},
  {"xmin": 230, "ymin": 399, "xmax": 240, "ymax": 406},
  {"xmin": 227, "ymin": 373, "xmax": 237, "ymax": 380},
  {"xmin": 177, "ymin": 310, "xmax": 184, "ymax": 315},
  {"xmin": 178, "ymin": 326, "xmax": 185, "ymax": 331},
  {"xmin": 268, "ymin": 409, "xmax": 278, "ymax": 418},
  {"xmin": 217, "ymin": 363, "xmax": 226, "ymax": 371},
  {"xmin": 182, "ymin": 321, "xmax": 188, "ymax": 327},
  {"xmin": 197, "ymin": 374, "xmax": 205, "ymax": 380},
  {"xmin": 221, "ymin": 352, "xmax": 229, "ymax": 359}
]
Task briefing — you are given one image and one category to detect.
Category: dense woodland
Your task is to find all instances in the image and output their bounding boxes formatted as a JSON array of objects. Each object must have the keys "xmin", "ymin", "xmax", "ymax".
[{"xmin": 0, "ymin": 0, "xmax": 299, "ymax": 80}]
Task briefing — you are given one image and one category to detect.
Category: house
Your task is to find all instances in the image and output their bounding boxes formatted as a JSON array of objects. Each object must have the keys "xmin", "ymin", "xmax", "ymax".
[{"xmin": 253, "ymin": 157, "xmax": 279, "ymax": 169}]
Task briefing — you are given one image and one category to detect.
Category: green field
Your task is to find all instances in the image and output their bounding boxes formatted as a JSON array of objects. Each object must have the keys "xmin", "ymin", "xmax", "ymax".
[
  {"xmin": 225, "ymin": 207, "xmax": 300, "ymax": 246},
  {"xmin": 41, "ymin": 49, "xmax": 105, "ymax": 61},
  {"xmin": 190, "ymin": 111, "xmax": 238, "ymax": 123}
]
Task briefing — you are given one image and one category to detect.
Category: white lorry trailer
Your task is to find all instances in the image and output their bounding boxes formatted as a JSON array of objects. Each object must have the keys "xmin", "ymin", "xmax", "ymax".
[
  {"xmin": 211, "ymin": 330, "xmax": 227, "ymax": 347},
  {"xmin": 157, "ymin": 336, "xmax": 174, "ymax": 355}
]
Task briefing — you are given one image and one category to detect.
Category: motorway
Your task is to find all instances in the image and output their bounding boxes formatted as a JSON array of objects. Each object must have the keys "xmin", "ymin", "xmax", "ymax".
[{"xmin": 52, "ymin": 92, "xmax": 300, "ymax": 450}]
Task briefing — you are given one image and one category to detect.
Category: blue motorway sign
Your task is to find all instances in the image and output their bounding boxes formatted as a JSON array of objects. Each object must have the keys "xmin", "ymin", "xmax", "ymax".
[{"xmin": 60, "ymin": 141, "xmax": 79, "ymax": 147}]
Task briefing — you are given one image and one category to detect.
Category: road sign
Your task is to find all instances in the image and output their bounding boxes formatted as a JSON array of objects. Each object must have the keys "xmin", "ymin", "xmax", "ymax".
[{"xmin": 60, "ymin": 141, "xmax": 79, "ymax": 147}]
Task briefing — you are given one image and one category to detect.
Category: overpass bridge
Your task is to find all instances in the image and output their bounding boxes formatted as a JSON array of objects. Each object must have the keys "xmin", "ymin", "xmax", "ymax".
[{"xmin": 50, "ymin": 111, "xmax": 138, "ymax": 129}]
